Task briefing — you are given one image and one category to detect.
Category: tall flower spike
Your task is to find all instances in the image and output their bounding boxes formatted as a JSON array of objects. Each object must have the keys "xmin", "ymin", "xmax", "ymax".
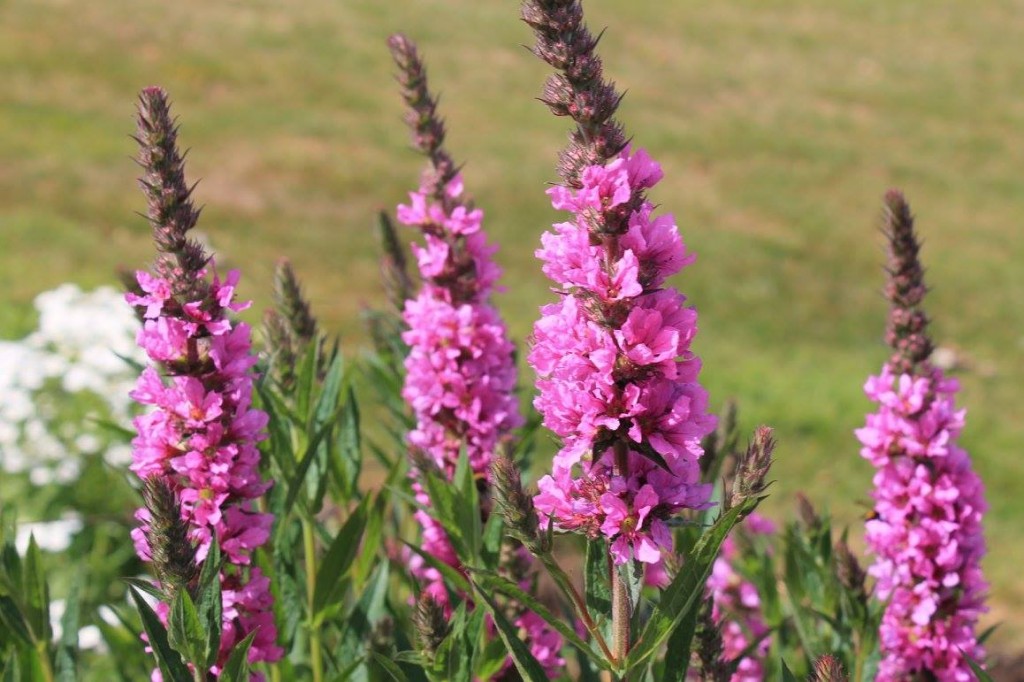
[
  {"xmin": 525, "ymin": 0, "xmax": 716, "ymax": 570},
  {"xmin": 855, "ymin": 190, "xmax": 988, "ymax": 681},
  {"xmin": 127, "ymin": 86, "xmax": 282, "ymax": 675},
  {"xmin": 388, "ymin": 35, "xmax": 562, "ymax": 678},
  {"xmin": 524, "ymin": 0, "xmax": 717, "ymax": 666}
]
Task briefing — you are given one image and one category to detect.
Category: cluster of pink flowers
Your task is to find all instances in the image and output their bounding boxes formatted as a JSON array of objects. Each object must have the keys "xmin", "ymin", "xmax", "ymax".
[
  {"xmin": 398, "ymin": 173, "xmax": 564, "ymax": 677},
  {"xmin": 705, "ymin": 514, "xmax": 774, "ymax": 682},
  {"xmin": 399, "ymin": 175, "xmax": 515, "ymax": 476},
  {"xmin": 128, "ymin": 267, "xmax": 283, "ymax": 674},
  {"xmin": 531, "ymin": 147, "xmax": 716, "ymax": 566},
  {"xmin": 856, "ymin": 366, "xmax": 987, "ymax": 681},
  {"xmin": 398, "ymin": 173, "xmax": 522, "ymax": 597}
]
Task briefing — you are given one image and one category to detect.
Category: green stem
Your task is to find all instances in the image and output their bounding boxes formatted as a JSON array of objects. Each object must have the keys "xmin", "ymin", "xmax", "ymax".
[
  {"xmin": 36, "ymin": 642, "xmax": 54, "ymax": 682},
  {"xmin": 303, "ymin": 519, "xmax": 323, "ymax": 682},
  {"xmin": 611, "ymin": 441, "xmax": 631, "ymax": 679},
  {"xmin": 539, "ymin": 554, "xmax": 616, "ymax": 665}
]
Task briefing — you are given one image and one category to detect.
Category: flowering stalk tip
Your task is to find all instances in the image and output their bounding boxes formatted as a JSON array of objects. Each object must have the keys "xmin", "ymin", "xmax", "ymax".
[
  {"xmin": 881, "ymin": 189, "xmax": 932, "ymax": 375},
  {"xmin": 520, "ymin": 0, "xmax": 627, "ymax": 186},
  {"xmin": 389, "ymin": 35, "xmax": 561, "ymax": 677}
]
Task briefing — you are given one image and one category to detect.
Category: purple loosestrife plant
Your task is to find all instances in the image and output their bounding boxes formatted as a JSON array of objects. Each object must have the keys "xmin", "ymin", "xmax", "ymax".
[
  {"xmin": 855, "ymin": 190, "xmax": 987, "ymax": 681},
  {"xmin": 522, "ymin": 0, "xmax": 716, "ymax": 665},
  {"xmin": 126, "ymin": 87, "xmax": 282, "ymax": 675},
  {"xmin": 388, "ymin": 35, "xmax": 564, "ymax": 678}
]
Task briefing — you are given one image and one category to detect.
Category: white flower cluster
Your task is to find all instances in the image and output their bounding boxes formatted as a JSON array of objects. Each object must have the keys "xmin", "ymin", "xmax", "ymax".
[{"xmin": 0, "ymin": 284, "xmax": 143, "ymax": 485}]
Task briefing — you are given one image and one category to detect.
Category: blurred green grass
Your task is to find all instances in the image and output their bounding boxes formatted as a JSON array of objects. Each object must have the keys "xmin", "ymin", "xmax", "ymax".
[{"xmin": 3, "ymin": 0, "xmax": 1023, "ymax": 650}]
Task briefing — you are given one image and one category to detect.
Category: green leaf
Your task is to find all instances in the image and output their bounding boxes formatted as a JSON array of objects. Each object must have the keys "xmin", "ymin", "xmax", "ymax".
[
  {"xmin": 584, "ymin": 538, "xmax": 610, "ymax": 620},
  {"xmin": 308, "ymin": 352, "xmax": 346, "ymax": 511},
  {"xmin": 219, "ymin": 630, "xmax": 257, "ymax": 681},
  {"xmin": 1, "ymin": 651, "xmax": 17, "ymax": 682},
  {"xmin": 401, "ymin": 542, "xmax": 470, "ymax": 594},
  {"xmin": 128, "ymin": 586, "xmax": 192, "ymax": 682},
  {"xmin": 283, "ymin": 404, "xmax": 345, "ymax": 514},
  {"xmin": 470, "ymin": 584, "xmax": 548, "ymax": 682},
  {"xmin": 472, "ymin": 571, "xmax": 608, "ymax": 669},
  {"xmin": 168, "ymin": 589, "xmax": 206, "ymax": 670},
  {"xmin": 416, "ymin": 470, "xmax": 468, "ymax": 560},
  {"xmin": 660, "ymin": 600, "xmax": 696, "ymax": 681},
  {"xmin": 22, "ymin": 535, "xmax": 50, "ymax": 642},
  {"xmin": 55, "ymin": 575, "xmax": 81, "ymax": 682},
  {"xmin": 780, "ymin": 659, "xmax": 799, "ymax": 682},
  {"xmin": 12, "ymin": 647, "xmax": 47, "ymax": 682},
  {"xmin": 195, "ymin": 533, "xmax": 223, "ymax": 668},
  {"xmin": 369, "ymin": 651, "xmax": 409, "ymax": 682},
  {"xmin": 452, "ymin": 451, "xmax": 482, "ymax": 561},
  {"xmin": 352, "ymin": 491, "xmax": 386, "ymax": 590},
  {"xmin": 313, "ymin": 497, "xmax": 369, "ymax": 618},
  {"xmin": 626, "ymin": 498, "xmax": 757, "ymax": 670},
  {"xmin": 332, "ymin": 385, "xmax": 362, "ymax": 500},
  {"xmin": 0, "ymin": 596, "xmax": 32, "ymax": 647},
  {"xmin": 966, "ymin": 657, "xmax": 996, "ymax": 682},
  {"xmin": 121, "ymin": 577, "xmax": 164, "ymax": 602},
  {"xmin": 480, "ymin": 506, "xmax": 505, "ymax": 567}
]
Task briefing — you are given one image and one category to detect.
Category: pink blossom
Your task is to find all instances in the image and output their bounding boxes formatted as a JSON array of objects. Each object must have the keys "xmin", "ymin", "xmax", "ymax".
[
  {"xmin": 857, "ymin": 366, "xmax": 987, "ymax": 681},
  {"xmin": 128, "ymin": 264, "xmax": 280, "ymax": 673},
  {"xmin": 530, "ymin": 147, "xmax": 716, "ymax": 565},
  {"xmin": 398, "ymin": 170, "xmax": 562, "ymax": 676}
]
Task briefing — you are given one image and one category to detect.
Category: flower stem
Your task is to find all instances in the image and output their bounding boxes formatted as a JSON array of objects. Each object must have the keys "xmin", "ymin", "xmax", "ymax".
[
  {"xmin": 538, "ymin": 553, "xmax": 615, "ymax": 664},
  {"xmin": 611, "ymin": 441, "xmax": 631, "ymax": 678},
  {"xmin": 302, "ymin": 519, "xmax": 323, "ymax": 682}
]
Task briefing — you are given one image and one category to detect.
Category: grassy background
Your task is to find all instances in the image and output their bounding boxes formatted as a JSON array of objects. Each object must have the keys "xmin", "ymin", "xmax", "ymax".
[{"xmin": 3, "ymin": 0, "xmax": 1023, "ymax": 651}]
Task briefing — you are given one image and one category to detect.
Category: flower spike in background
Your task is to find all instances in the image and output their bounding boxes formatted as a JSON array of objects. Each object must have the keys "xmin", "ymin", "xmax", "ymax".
[
  {"xmin": 388, "ymin": 34, "xmax": 564, "ymax": 678},
  {"xmin": 856, "ymin": 189, "xmax": 988, "ymax": 681}
]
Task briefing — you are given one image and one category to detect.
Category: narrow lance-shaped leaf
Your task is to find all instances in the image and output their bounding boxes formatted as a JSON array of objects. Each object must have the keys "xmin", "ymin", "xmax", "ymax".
[
  {"xmin": 472, "ymin": 570, "xmax": 609, "ymax": 670},
  {"xmin": 626, "ymin": 496, "xmax": 759, "ymax": 670},
  {"xmin": 128, "ymin": 586, "xmax": 192, "ymax": 682},
  {"xmin": 470, "ymin": 582, "xmax": 549, "ymax": 682},
  {"xmin": 312, "ymin": 496, "xmax": 369, "ymax": 618}
]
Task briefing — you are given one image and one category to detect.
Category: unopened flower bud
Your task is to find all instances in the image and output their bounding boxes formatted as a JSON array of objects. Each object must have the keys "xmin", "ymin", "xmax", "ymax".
[
  {"xmin": 730, "ymin": 426, "xmax": 775, "ymax": 511},
  {"xmin": 834, "ymin": 537, "xmax": 867, "ymax": 599},
  {"xmin": 413, "ymin": 592, "xmax": 449, "ymax": 661},
  {"xmin": 811, "ymin": 654, "xmax": 848, "ymax": 682},
  {"xmin": 795, "ymin": 492, "xmax": 821, "ymax": 530},
  {"xmin": 141, "ymin": 476, "xmax": 197, "ymax": 600},
  {"xmin": 491, "ymin": 455, "xmax": 547, "ymax": 556}
]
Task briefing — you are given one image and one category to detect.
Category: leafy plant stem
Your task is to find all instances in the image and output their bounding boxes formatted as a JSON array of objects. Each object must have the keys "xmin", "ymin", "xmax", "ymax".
[{"xmin": 303, "ymin": 519, "xmax": 324, "ymax": 682}]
